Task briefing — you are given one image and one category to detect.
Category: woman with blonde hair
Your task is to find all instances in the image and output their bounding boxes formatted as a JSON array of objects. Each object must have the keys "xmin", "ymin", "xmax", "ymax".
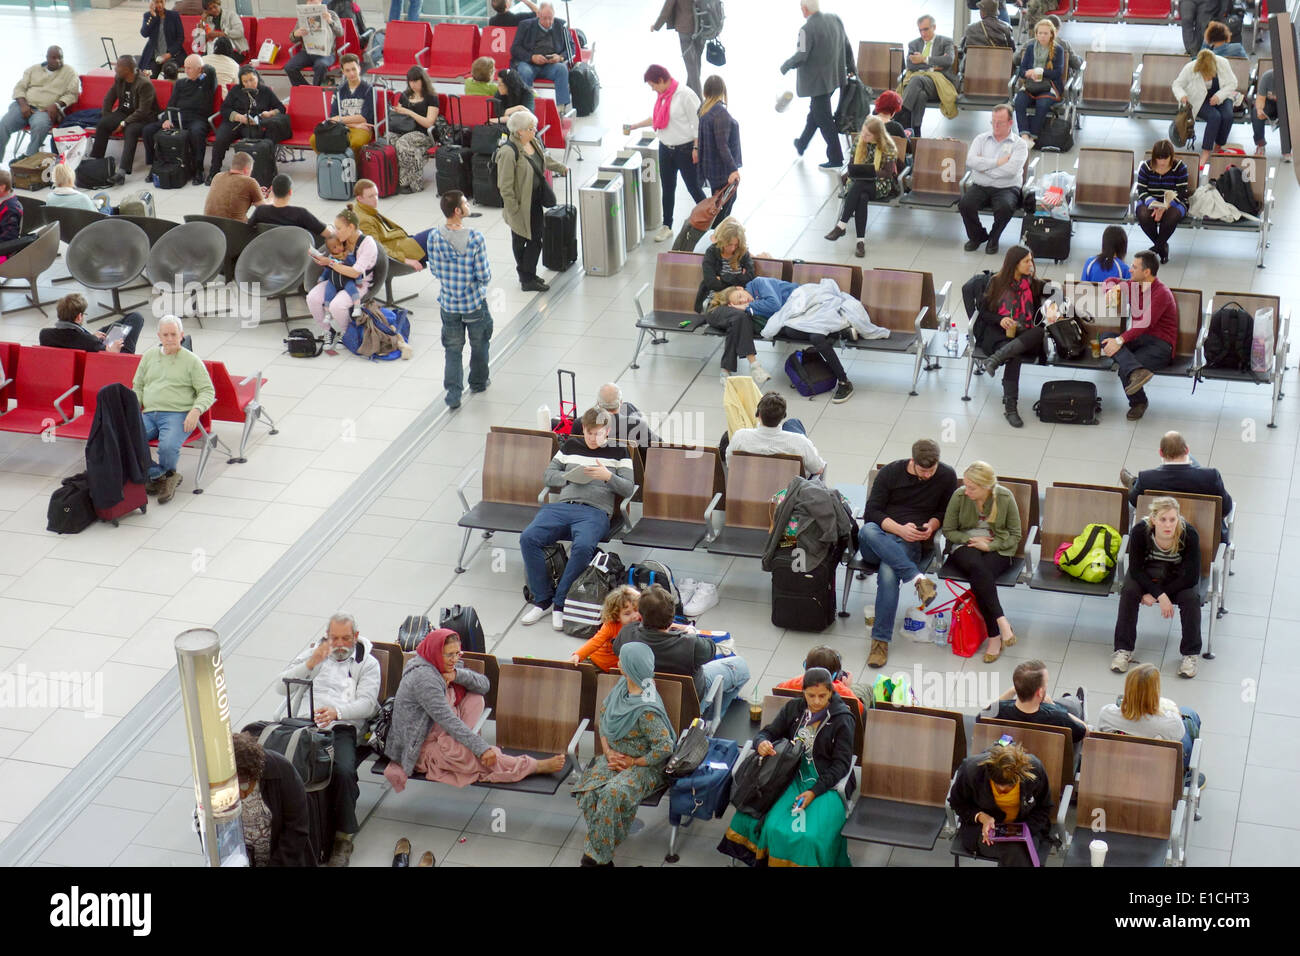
[
  {"xmin": 464, "ymin": 55, "xmax": 498, "ymax": 96},
  {"xmin": 696, "ymin": 216, "xmax": 756, "ymax": 312},
  {"xmin": 1112, "ymin": 496, "xmax": 1203, "ymax": 678},
  {"xmin": 941, "ymin": 461, "xmax": 1022, "ymax": 662},
  {"xmin": 45, "ymin": 162, "xmax": 99, "ymax": 212},
  {"xmin": 1013, "ymin": 18, "xmax": 1065, "ymax": 143},
  {"xmin": 1098, "ymin": 663, "xmax": 1203, "ymax": 780},
  {"xmin": 948, "ymin": 741, "xmax": 1053, "ymax": 866},
  {"xmin": 825, "ymin": 115, "xmax": 900, "ymax": 258},
  {"xmin": 1172, "ymin": 47, "xmax": 1240, "ymax": 165}
]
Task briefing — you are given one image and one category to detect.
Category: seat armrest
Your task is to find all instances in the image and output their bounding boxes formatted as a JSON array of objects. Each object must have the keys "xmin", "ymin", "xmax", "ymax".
[
  {"xmin": 1170, "ymin": 797, "xmax": 1186, "ymax": 864},
  {"xmin": 456, "ymin": 467, "xmax": 479, "ymax": 514},
  {"xmin": 912, "ymin": 305, "xmax": 928, "ymax": 337},
  {"xmin": 472, "ymin": 706, "xmax": 491, "ymax": 735},
  {"xmin": 239, "ymin": 369, "xmax": 263, "ymax": 403},
  {"xmin": 702, "ymin": 490, "xmax": 722, "ymax": 524},
  {"xmin": 1114, "ymin": 534, "xmax": 1129, "ymax": 589},
  {"xmin": 619, "ymin": 487, "xmax": 636, "ymax": 527},
  {"xmin": 0, "ymin": 376, "xmax": 12, "ymax": 391},
  {"xmin": 833, "ymin": 755, "xmax": 858, "ymax": 807},
  {"xmin": 935, "ymin": 280, "xmax": 952, "ymax": 326},
  {"xmin": 700, "ymin": 674, "xmax": 724, "ymax": 734},
  {"xmin": 631, "ymin": 281, "xmax": 650, "ymax": 322},
  {"xmin": 54, "ymin": 384, "xmax": 80, "ymax": 423},
  {"xmin": 567, "ymin": 717, "xmax": 590, "ymax": 764}
]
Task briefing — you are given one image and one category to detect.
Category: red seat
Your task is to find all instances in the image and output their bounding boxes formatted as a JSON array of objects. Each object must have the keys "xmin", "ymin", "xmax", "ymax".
[
  {"xmin": 1124, "ymin": 0, "xmax": 1172, "ymax": 20},
  {"xmin": 253, "ymin": 17, "xmax": 299, "ymax": 70},
  {"xmin": 1074, "ymin": 0, "xmax": 1121, "ymax": 17},
  {"xmin": 427, "ymin": 23, "xmax": 480, "ymax": 79},
  {"xmin": 57, "ymin": 351, "xmax": 141, "ymax": 441},
  {"xmin": 339, "ymin": 16, "xmax": 361, "ymax": 61},
  {"xmin": 71, "ymin": 72, "xmax": 115, "ymax": 116},
  {"xmin": 204, "ymin": 360, "xmax": 273, "ymax": 460},
  {"xmin": 152, "ymin": 79, "xmax": 174, "ymax": 113},
  {"xmin": 369, "ymin": 20, "xmax": 433, "ymax": 79},
  {"xmin": 448, "ymin": 93, "xmax": 495, "ymax": 127},
  {"xmin": 569, "ymin": 29, "xmax": 591, "ymax": 64},
  {"xmin": 0, "ymin": 346, "xmax": 82, "ymax": 435},
  {"xmin": 534, "ymin": 96, "xmax": 566, "ymax": 150},
  {"xmin": 282, "ymin": 85, "xmax": 332, "ymax": 148},
  {"xmin": 479, "ymin": 26, "xmax": 515, "ymax": 72},
  {"xmin": 242, "ymin": 16, "xmax": 258, "ymax": 52}
]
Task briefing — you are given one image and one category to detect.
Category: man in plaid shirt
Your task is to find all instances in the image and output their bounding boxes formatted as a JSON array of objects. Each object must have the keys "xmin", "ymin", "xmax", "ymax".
[{"xmin": 428, "ymin": 190, "xmax": 494, "ymax": 410}]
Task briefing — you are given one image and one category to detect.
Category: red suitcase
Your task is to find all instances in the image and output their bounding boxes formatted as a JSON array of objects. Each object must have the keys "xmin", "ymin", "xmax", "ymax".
[
  {"xmin": 95, "ymin": 481, "xmax": 148, "ymax": 526},
  {"xmin": 357, "ymin": 142, "xmax": 399, "ymax": 197}
]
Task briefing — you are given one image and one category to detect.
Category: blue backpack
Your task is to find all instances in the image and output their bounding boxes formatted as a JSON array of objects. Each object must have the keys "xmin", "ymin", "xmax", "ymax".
[
  {"xmin": 668, "ymin": 736, "xmax": 739, "ymax": 825},
  {"xmin": 784, "ymin": 349, "xmax": 837, "ymax": 397},
  {"xmin": 341, "ymin": 305, "xmax": 411, "ymax": 360}
]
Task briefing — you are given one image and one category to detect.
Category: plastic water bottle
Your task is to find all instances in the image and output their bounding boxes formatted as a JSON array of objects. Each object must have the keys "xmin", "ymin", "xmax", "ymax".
[
  {"xmin": 932, "ymin": 610, "xmax": 949, "ymax": 647},
  {"xmin": 947, "ymin": 320, "xmax": 959, "ymax": 355},
  {"xmin": 536, "ymin": 404, "xmax": 552, "ymax": 430}
]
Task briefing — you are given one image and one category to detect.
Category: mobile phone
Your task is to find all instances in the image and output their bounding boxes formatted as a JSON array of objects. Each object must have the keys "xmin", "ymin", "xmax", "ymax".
[
  {"xmin": 996, "ymin": 733, "xmax": 1014, "ymax": 747},
  {"xmin": 678, "ymin": 320, "xmax": 691, "ymax": 327}
]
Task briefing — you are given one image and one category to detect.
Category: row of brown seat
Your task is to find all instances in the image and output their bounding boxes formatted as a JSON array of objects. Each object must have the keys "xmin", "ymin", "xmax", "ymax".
[{"xmin": 1082, "ymin": 51, "xmax": 1271, "ymax": 121}]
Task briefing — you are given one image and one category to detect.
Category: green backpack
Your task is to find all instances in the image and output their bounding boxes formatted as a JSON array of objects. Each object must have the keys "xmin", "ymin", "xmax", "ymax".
[
  {"xmin": 1055, "ymin": 522, "xmax": 1121, "ymax": 583},
  {"xmin": 872, "ymin": 673, "xmax": 914, "ymax": 706}
]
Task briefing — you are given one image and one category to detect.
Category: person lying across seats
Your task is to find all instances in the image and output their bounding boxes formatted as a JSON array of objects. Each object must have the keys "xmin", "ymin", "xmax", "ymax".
[{"xmin": 382, "ymin": 627, "xmax": 566, "ymax": 793}]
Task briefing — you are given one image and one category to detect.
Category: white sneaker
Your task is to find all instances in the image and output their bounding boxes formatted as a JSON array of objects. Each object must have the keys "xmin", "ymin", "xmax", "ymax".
[
  {"xmin": 748, "ymin": 363, "xmax": 771, "ymax": 385},
  {"xmin": 678, "ymin": 578, "xmax": 700, "ymax": 605},
  {"xmin": 552, "ymin": 609, "xmax": 565, "ymax": 630},
  {"xmin": 521, "ymin": 604, "xmax": 549, "ymax": 625},
  {"xmin": 653, "ymin": 224, "xmax": 674, "ymax": 242},
  {"xmin": 1178, "ymin": 655, "xmax": 1198, "ymax": 679},
  {"xmin": 1110, "ymin": 649, "xmax": 1134, "ymax": 673},
  {"xmin": 683, "ymin": 581, "xmax": 718, "ymax": 617}
]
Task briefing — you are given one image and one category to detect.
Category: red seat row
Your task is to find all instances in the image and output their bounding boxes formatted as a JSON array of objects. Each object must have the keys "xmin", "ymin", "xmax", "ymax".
[
  {"xmin": 1029, "ymin": 0, "xmax": 1175, "ymax": 22},
  {"xmin": 371, "ymin": 21, "xmax": 591, "ymax": 84}
]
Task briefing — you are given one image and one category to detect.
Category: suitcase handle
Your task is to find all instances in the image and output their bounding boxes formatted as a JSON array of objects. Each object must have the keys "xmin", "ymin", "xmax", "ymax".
[{"xmin": 284, "ymin": 676, "xmax": 315, "ymax": 720}]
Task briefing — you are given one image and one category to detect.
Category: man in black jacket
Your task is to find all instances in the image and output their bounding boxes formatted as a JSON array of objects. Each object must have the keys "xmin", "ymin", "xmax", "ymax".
[
  {"xmin": 510, "ymin": 2, "xmax": 573, "ymax": 111},
  {"xmin": 208, "ymin": 65, "xmax": 285, "ymax": 181},
  {"xmin": 1125, "ymin": 431, "xmax": 1233, "ymax": 542},
  {"xmin": 85, "ymin": 383, "xmax": 152, "ymax": 512},
  {"xmin": 89, "ymin": 55, "xmax": 156, "ymax": 183},
  {"xmin": 142, "ymin": 54, "xmax": 216, "ymax": 186},
  {"xmin": 40, "ymin": 294, "xmax": 144, "ymax": 354}
]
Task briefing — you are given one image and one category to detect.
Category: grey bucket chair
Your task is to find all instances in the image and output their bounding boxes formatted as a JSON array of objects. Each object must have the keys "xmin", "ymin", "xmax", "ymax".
[
  {"xmin": 117, "ymin": 215, "xmax": 180, "ymax": 248},
  {"xmin": 233, "ymin": 226, "xmax": 313, "ymax": 326},
  {"xmin": 146, "ymin": 220, "xmax": 228, "ymax": 329},
  {"xmin": 0, "ymin": 222, "xmax": 61, "ymax": 316},
  {"xmin": 65, "ymin": 218, "xmax": 151, "ymax": 321}
]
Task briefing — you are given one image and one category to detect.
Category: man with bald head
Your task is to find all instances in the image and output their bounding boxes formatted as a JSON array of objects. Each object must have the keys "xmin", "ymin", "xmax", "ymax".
[
  {"xmin": 595, "ymin": 383, "xmax": 658, "ymax": 448},
  {"xmin": 0, "ymin": 46, "xmax": 79, "ymax": 159},
  {"xmin": 143, "ymin": 53, "xmax": 216, "ymax": 185},
  {"xmin": 1125, "ymin": 431, "xmax": 1233, "ymax": 542}
]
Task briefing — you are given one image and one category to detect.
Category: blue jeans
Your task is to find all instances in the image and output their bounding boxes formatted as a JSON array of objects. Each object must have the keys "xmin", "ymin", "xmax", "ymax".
[
  {"xmin": 1180, "ymin": 706, "xmax": 1201, "ymax": 772},
  {"xmin": 514, "ymin": 59, "xmax": 571, "ymax": 107},
  {"xmin": 0, "ymin": 100, "xmax": 53, "ymax": 158},
  {"xmin": 782, "ymin": 419, "xmax": 807, "ymax": 435},
  {"xmin": 441, "ymin": 303, "xmax": 493, "ymax": 407},
  {"xmin": 858, "ymin": 522, "xmax": 925, "ymax": 643},
  {"xmin": 1198, "ymin": 97, "xmax": 1235, "ymax": 151},
  {"xmin": 700, "ymin": 655, "xmax": 751, "ymax": 717},
  {"xmin": 388, "ymin": 0, "xmax": 423, "ymax": 21},
  {"xmin": 1015, "ymin": 89, "xmax": 1060, "ymax": 137},
  {"xmin": 141, "ymin": 410, "xmax": 194, "ymax": 480},
  {"xmin": 285, "ymin": 51, "xmax": 333, "ymax": 87},
  {"xmin": 520, "ymin": 502, "xmax": 609, "ymax": 609}
]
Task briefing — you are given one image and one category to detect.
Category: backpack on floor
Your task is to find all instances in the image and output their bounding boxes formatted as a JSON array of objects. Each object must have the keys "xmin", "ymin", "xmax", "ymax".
[
  {"xmin": 1055, "ymin": 522, "xmax": 1121, "ymax": 583},
  {"xmin": 1033, "ymin": 114, "xmax": 1074, "ymax": 153},
  {"xmin": 75, "ymin": 156, "xmax": 116, "ymax": 189},
  {"xmin": 396, "ymin": 614, "xmax": 432, "ymax": 652},
  {"xmin": 1034, "ymin": 380, "xmax": 1101, "ymax": 425},
  {"xmin": 569, "ymin": 62, "xmax": 600, "ymax": 117},
  {"xmin": 150, "ymin": 161, "xmax": 187, "ymax": 189},
  {"xmin": 1214, "ymin": 165, "xmax": 1259, "ymax": 217},
  {"xmin": 784, "ymin": 348, "xmax": 838, "ymax": 397},
  {"xmin": 284, "ymin": 328, "xmax": 324, "ymax": 357},
  {"xmin": 523, "ymin": 543, "xmax": 568, "ymax": 604},
  {"xmin": 439, "ymin": 604, "xmax": 486, "ymax": 653},
  {"xmin": 1204, "ymin": 300, "xmax": 1254, "ymax": 372},
  {"xmin": 561, "ymin": 550, "xmax": 626, "ymax": 639},
  {"xmin": 627, "ymin": 559, "xmax": 685, "ymax": 618}
]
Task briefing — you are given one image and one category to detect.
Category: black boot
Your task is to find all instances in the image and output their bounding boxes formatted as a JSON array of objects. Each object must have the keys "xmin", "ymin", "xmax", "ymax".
[
  {"xmin": 983, "ymin": 336, "xmax": 1026, "ymax": 375},
  {"xmin": 1004, "ymin": 398, "xmax": 1024, "ymax": 428}
]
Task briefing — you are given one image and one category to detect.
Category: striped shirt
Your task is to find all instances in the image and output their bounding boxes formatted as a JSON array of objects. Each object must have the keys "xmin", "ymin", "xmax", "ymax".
[
  {"xmin": 542, "ymin": 436, "xmax": 635, "ymax": 517},
  {"xmin": 1136, "ymin": 160, "xmax": 1189, "ymax": 215}
]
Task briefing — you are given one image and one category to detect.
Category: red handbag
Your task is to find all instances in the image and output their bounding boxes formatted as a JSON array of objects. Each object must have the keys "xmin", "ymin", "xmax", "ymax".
[{"xmin": 929, "ymin": 580, "xmax": 986, "ymax": 658}]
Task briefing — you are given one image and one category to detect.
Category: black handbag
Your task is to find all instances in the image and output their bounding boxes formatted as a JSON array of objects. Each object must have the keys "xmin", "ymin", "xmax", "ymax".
[
  {"xmin": 242, "ymin": 678, "xmax": 335, "ymax": 792},
  {"xmin": 387, "ymin": 110, "xmax": 417, "ymax": 136},
  {"xmin": 730, "ymin": 737, "xmax": 804, "ymax": 817},
  {"xmin": 313, "ymin": 120, "xmax": 352, "ymax": 154},
  {"xmin": 664, "ymin": 718, "xmax": 711, "ymax": 778},
  {"xmin": 1022, "ymin": 77, "xmax": 1053, "ymax": 96},
  {"xmin": 46, "ymin": 473, "xmax": 96, "ymax": 534},
  {"xmin": 1046, "ymin": 316, "xmax": 1087, "ymax": 360},
  {"xmin": 705, "ymin": 38, "xmax": 726, "ymax": 66}
]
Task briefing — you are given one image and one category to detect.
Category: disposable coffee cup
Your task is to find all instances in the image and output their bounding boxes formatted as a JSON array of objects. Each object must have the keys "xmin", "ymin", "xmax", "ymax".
[{"xmin": 1089, "ymin": 839, "xmax": 1108, "ymax": 866}]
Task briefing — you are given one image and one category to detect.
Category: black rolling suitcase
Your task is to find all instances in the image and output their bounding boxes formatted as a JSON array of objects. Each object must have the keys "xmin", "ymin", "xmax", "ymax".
[
  {"xmin": 569, "ymin": 61, "xmax": 600, "ymax": 116},
  {"xmin": 155, "ymin": 126, "xmax": 190, "ymax": 171},
  {"xmin": 770, "ymin": 548, "xmax": 838, "ymax": 631},
  {"xmin": 439, "ymin": 604, "xmax": 486, "ymax": 653},
  {"xmin": 1020, "ymin": 213, "xmax": 1071, "ymax": 263},
  {"xmin": 542, "ymin": 176, "xmax": 577, "ymax": 272},
  {"xmin": 471, "ymin": 152, "xmax": 502, "ymax": 206},
  {"xmin": 1034, "ymin": 380, "xmax": 1101, "ymax": 424},
  {"xmin": 436, "ymin": 143, "xmax": 472, "ymax": 197},
  {"xmin": 234, "ymin": 137, "xmax": 277, "ymax": 189}
]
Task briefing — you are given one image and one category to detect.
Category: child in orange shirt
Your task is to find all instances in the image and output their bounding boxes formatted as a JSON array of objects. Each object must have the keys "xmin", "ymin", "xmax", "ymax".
[
  {"xmin": 569, "ymin": 585, "xmax": 640, "ymax": 672},
  {"xmin": 774, "ymin": 645, "xmax": 865, "ymax": 716}
]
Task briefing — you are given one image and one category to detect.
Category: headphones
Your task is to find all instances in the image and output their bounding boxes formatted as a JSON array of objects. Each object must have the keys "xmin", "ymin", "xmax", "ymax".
[{"xmin": 803, "ymin": 648, "xmax": 842, "ymax": 683}]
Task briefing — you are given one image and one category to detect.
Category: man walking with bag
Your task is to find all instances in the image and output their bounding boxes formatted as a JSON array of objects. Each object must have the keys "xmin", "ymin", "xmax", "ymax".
[
  {"xmin": 427, "ymin": 189, "xmax": 493, "ymax": 411},
  {"xmin": 780, "ymin": 0, "xmax": 853, "ymax": 169}
]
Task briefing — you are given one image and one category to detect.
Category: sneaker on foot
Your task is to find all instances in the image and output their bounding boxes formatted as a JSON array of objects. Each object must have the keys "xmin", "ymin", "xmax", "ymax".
[
  {"xmin": 1178, "ymin": 654, "xmax": 1198, "ymax": 678},
  {"xmin": 157, "ymin": 469, "xmax": 183, "ymax": 504},
  {"xmin": 1110, "ymin": 648, "xmax": 1134, "ymax": 673},
  {"xmin": 520, "ymin": 604, "xmax": 550, "ymax": 625},
  {"xmin": 552, "ymin": 609, "xmax": 565, "ymax": 630},
  {"xmin": 653, "ymin": 224, "xmax": 674, "ymax": 242},
  {"xmin": 832, "ymin": 381, "xmax": 854, "ymax": 403},
  {"xmin": 914, "ymin": 576, "xmax": 937, "ymax": 608},
  {"xmin": 748, "ymin": 362, "xmax": 771, "ymax": 385},
  {"xmin": 683, "ymin": 582, "xmax": 718, "ymax": 617},
  {"xmin": 868, "ymin": 639, "xmax": 889, "ymax": 669}
]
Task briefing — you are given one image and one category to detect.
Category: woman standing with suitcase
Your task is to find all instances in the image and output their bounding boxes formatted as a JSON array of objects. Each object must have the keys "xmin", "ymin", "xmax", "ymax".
[{"xmin": 496, "ymin": 109, "xmax": 567, "ymax": 292}]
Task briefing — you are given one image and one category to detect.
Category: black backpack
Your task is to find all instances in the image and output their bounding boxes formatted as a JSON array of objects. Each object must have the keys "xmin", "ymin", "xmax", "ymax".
[
  {"xmin": 243, "ymin": 679, "xmax": 334, "ymax": 792},
  {"xmin": 284, "ymin": 328, "xmax": 324, "ymax": 357},
  {"xmin": 1204, "ymin": 301, "xmax": 1254, "ymax": 372},
  {"xmin": 1214, "ymin": 165, "xmax": 1259, "ymax": 217},
  {"xmin": 75, "ymin": 157, "xmax": 116, "ymax": 189},
  {"xmin": 523, "ymin": 543, "xmax": 568, "ymax": 604},
  {"xmin": 834, "ymin": 76, "xmax": 870, "ymax": 135},
  {"xmin": 47, "ymin": 473, "xmax": 96, "ymax": 534},
  {"xmin": 396, "ymin": 614, "xmax": 432, "ymax": 652}
]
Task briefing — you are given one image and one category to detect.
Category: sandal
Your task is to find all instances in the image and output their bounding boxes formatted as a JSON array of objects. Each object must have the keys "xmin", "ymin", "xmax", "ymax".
[{"xmin": 983, "ymin": 638, "xmax": 1003, "ymax": 664}]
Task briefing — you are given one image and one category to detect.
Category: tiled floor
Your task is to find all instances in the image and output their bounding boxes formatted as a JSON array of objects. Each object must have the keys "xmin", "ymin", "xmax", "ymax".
[{"xmin": 1, "ymin": 1, "xmax": 1298, "ymax": 866}]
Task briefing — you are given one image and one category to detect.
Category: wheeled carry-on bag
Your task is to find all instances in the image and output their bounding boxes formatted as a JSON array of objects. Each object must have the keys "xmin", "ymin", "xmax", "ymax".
[
  {"xmin": 542, "ymin": 174, "xmax": 578, "ymax": 272},
  {"xmin": 1034, "ymin": 380, "xmax": 1101, "ymax": 424},
  {"xmin": 770, "ymin": 549, "xmax": 837, "ymax": 631}
]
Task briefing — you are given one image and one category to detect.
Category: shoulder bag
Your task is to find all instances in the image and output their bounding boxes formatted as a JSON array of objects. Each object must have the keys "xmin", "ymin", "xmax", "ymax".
[
  {"xmin": 730, "ymin": 736, "xmax": 804, "ymax": 817},
  {"xmin": 688, "ymin": 180, "xmax": 737, "ymax": 231}
]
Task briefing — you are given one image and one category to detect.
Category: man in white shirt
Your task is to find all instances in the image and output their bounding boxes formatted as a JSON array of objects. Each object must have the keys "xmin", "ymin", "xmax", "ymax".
[
  {"xmin": 280, "ymin": 612, "xmax": 380, "ymax": 867},
  {"xmin": 727, "ymin": 391, "xmax": 826, "ymax": 477},
  {"xmin": 958, "ymin": 104, "xmax": 1029, "ymax": 255}
]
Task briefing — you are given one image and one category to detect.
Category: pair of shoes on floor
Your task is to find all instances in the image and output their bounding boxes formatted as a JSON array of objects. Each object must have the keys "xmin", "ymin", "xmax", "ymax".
[
  {"xmin": 682, "ymin": 581, "xmax": 718, "ymax": 617},
  {"xmin": 392, "ymin": 838, "xmax": 435, "ymax": 867}
]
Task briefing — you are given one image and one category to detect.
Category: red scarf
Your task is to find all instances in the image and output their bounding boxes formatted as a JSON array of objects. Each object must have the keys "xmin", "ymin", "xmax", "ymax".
[
  {"xmin": 415, "ymin": 628, "xmax": 467, "ymax": 706},
  {"xmin": 652, "ymin": 79, "xmax": 678, "ymax": 131}
]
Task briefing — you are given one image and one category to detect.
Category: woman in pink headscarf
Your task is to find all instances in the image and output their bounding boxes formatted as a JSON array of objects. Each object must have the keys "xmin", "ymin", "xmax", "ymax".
[
  {"xmin": 625, "ymin": 63, "xmax": 706, "ymax": 242},
  {"xmin": 382, "ymin": 628, "xmax": 565, "ymax": 790}
]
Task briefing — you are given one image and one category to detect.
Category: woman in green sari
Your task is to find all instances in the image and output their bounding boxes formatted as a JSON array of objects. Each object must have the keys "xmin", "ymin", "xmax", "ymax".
[
  {"xmin": 573, "ymin": 642, "xmax": 674, "ymax": 866},
  {"xmin": 718, "ymin": 668, "xmax": 855, "ymax": 867}
]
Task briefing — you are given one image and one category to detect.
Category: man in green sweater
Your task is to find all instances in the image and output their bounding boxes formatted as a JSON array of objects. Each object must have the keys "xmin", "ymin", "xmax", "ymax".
[{"xmin": 132, "ymin": 315, "xmax": 215, "ymax": 503}]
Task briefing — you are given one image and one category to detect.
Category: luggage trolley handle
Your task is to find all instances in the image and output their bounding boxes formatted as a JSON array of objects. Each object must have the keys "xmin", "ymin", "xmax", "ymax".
[
  {"xmin": 557, "ymin": 368, "xmax": 576, "ymax": 418},
  {"xmin": 283, "ymin": 676, "xmax": 315, "ymax": 721}
]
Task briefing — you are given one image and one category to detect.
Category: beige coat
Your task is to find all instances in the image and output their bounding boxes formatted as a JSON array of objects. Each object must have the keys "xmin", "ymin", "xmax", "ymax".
[
  {"xmin": 496, "ymin": 134, "xmax": 566, "ymax": 240},
  {"xmin": 12, "ymin": 63, "xmax": 80, "ymax": 111}
]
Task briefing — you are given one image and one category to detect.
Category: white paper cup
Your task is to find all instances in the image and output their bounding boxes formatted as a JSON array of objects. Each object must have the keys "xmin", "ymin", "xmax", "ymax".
[{"xmin": 1089, "ymin": 839, "xmax": 1108, "ymax": 867}]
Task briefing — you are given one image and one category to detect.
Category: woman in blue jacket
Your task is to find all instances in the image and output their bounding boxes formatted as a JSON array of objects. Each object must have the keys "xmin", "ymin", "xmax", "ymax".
[
  {"xmin": 1013, "ymin": 18, "xmax": 1064, "ymax": 143},
  {"xmin": 140, "ymin": 0, "xmax": 185, "ymax": 77}
]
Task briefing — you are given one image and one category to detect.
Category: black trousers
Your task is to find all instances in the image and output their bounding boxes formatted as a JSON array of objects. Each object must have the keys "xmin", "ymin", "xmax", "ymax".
[
  {"xmin": 1114, "ymin": 575, "xmax": 1202, "ymax": 657},
  {"xmin": 511, "ymin": 202, "xmax": 545, "ymax": 282},
  {"xmin": 659, "ymin": 140, "xmax": 705, "ymax": 230},
  {"xmin": 837, "ymin": 179, "xmax": 874, "ymax": 238},
  {"xmin": 329, "ymin": 724, "xmax": 360, "ymax": 835},
  {"xmin": 946, "ymin": 546, "xmax": 1012, "ymax": 637},
  {"xmin": 142, "ymin": 117, "xmax": 210, "ymax": 173},
  {"xmin": 780, "ymin": 326, "xmax": 850, "ymax": 382},
  {"xmin": 978, "ymin": 321, "xmax": 1046, "ymax": 402},
  {"xmin": 796, "ymin": 92, "xmax": 842, "ymax": 164},
  {"xmin": 959, "ymin": 183, "xmax": 1021, "ymax": 243},
  {"xmin": 706, "ymin": 308, "xmax": 761, "ymax": 372},
  {"xmin": 958, "ymin": 822, "xmax": 1048, "ymax": 867},
  {"xmin": 0, "ymin": 234, "xmax": 38, "ymax": 258},
  {"xmin": 90, "ymin": 111, "xmax": 146, "ymax": 173},
  {"xmin": 1135, "ymin": 203, "xmax": 1184, "ymax": 252}
]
